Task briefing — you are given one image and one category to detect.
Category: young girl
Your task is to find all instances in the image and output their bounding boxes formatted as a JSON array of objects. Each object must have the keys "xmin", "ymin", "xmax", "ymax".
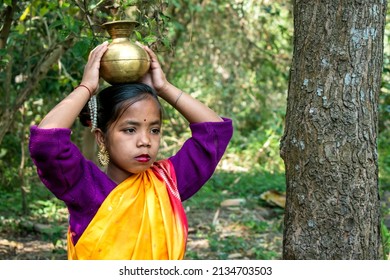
[{"xmin": 29, "ymin": 42, "xmax": 233, "ymax": 260}]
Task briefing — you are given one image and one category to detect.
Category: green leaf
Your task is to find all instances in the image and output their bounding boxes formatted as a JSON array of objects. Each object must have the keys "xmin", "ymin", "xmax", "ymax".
[
  {"xmin": 162, "ymin": 37, "xmax": 171, "ymax": 48},
  {"xmin": 58, "ymin": 29, "xmax": 71, "ymax": 41},
  {"xmin": 39, "ymin": 6, "xmax": 50, "ymax": 17},
  {"xmin": 72, "ymin": 38, "xmax": 92, "ymax": 58},
  {"xmin": 15, "ymin": 24, "xmax": 26, "ymax": 34},
  {"xmin": 49, "ymin": 20, "xmax": 64, "ymax": 29},
  {"xmin": 134, "ymin": 30, "xmax": 142, "ymax": 41},
  {"xmin": 143, "ymin": 35, "xmax": 157, "ymax": 44}
]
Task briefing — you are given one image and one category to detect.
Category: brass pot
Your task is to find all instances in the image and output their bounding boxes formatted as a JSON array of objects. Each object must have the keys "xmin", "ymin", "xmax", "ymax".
[{"xmin": 100, "ymin": 20, "xmax": 150, "ymax": 84}]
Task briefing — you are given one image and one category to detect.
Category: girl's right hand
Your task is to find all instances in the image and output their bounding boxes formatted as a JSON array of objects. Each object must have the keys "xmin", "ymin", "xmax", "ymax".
[
  {"xmin": 80, "ymin": 41, "xmax": 109, "ymax": 94},
  {"xmin": 139, "ymin": 45, "xmax": 169, "ymax": 93}
]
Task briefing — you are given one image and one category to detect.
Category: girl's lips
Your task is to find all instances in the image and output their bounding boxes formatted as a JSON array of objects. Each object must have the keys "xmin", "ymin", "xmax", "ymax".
[{"xmin": 135, "ymin": 154, "xmax": 151, "ymax": 163}]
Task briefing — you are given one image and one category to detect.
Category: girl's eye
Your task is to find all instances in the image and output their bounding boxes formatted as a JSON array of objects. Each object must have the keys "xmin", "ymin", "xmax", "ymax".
[
  {"xmin": 125, "ymin": 128, "xmax": 136, "ymax": 133},
  {"xmin": 151, "ymin": 128, "xmax": 161, "ymax": 134}
]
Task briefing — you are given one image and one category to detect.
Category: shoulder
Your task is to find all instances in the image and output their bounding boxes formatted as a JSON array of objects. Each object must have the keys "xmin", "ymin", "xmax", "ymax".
[
  {"xmin": 30, "ymin": 124, "xmax": 72, "ymax": 136},
  {"xmin": 189, "ymin": 117, "xmax": 233, "ymax": 135},
  {"xmin": 29, "ymin": 125, "xmax": 72, "ymax": 150},
  {"xmin": 29, "ymin": 125, "xmax": 75, "ymax": 157}
]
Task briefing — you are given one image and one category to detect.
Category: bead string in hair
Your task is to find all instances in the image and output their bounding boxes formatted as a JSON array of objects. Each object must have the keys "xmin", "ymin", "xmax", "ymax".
[{"xmin": 88, "ymin": 95, "xmax": 98, "ymax": 132}]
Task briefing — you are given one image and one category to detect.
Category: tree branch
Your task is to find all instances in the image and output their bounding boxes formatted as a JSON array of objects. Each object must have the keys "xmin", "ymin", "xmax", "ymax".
[
  {"xmin": 17, "ymin": 37, "xmax": 75, "ymax": 110},
  {"xmin": 0, "ymin": 0, "xmax": 17, "ymax": 49},
  {"xmin": 0, "ymin": 37, "xmax": 75, "ymax": 145}
]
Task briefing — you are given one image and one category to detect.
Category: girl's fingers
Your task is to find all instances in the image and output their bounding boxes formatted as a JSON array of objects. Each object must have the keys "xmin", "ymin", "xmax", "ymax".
[
  {"xmin": 135, "ymin": 41, "xmax": 145, "ymax": 48},
  {"xmin": 88, "ymin": 42, "xmax": 109, "ymax": 61},
  {"xmin": 144, "ymin": 46, "xmax": 158, "ymax": 63},
  {"xmin": 81, "ymin": 42, "xmax": 109, "ymax": 91},
  {"xmin": 138, "ymin": 44, "xmax": 157, "ymax": 63}
]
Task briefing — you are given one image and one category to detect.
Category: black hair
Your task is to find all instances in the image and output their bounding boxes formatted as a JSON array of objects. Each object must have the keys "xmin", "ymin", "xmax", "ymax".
[{"xmin": 79, "ymin": 83, "xmax": 162, "ymax": 133}]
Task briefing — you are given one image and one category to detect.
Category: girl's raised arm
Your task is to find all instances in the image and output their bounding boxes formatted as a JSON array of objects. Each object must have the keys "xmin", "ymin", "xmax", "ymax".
[
  {"xmin": 141, "ymin": 46, "xmax": 223, "ymax": 124},
  {"xmin": 38, "ymin": 42, "xmax": 108, "ymax": 129}
]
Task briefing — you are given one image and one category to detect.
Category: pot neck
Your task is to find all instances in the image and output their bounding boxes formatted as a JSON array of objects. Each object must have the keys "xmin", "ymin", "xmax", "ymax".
[{"xmin": 103, "ymin": 21, "xmax": 138, "ymax": 39}]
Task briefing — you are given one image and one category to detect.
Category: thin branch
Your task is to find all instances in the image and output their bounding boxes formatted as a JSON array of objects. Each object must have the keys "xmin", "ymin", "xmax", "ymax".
[
  {"xmin": 0, "ymin": 0, "xmax": 17, "ymax": 49},
  {"xmin": 0, "ymin": 37, "xmax": 75, "ymax": 146}
]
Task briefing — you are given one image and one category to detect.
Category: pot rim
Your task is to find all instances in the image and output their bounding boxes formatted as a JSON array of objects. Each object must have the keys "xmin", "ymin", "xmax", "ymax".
[{"xmin": 102, "ymin": 20, "xmax": 139, "ymax": 27}]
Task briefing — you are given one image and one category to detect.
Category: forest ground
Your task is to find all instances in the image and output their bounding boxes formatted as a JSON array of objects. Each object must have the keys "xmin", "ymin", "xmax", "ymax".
[
  {"xmin": 0, "ymin": 202, "xmax": 284, "ymax": 260},
  {"xmin": 1, "ymin": 190, "xmax": 389, "ymax": 260}
]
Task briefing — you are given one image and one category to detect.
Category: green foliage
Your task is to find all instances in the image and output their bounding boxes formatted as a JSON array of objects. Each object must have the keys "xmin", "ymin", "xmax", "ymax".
[
  {"xmin": 182, "ymin": 169, "xmax": 285, "ymax": 259},
  {"xmin": 0, "ymin": 134, "xmax": 21, "ymax": 190},
  {"xmin": 0, "ymin": 180, "xmax": 68, "ymax": 247},
  {"xmin": 381, "ymin": 221, "xmax": 390, "ymax": 260},
  {"xmin": 379, "ymin": 127, "xmax": 390, "ymax": 193},
  {"xmin": 29, "ymin": 200, "xmax": 67, "ymax": 222},
  {"xmin": 378, "ymin": 6, "xmax": 390, "ymax": 202},
  {"xmin": 208, "ymin": 234, "xmax": 278, "ymax": 260},
  {"xmin": 380, "ymin": 6, "xmax": 390, "ymax": 135}
]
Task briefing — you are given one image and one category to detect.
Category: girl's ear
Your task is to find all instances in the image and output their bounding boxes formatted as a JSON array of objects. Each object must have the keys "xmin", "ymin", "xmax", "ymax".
[{"xmin": 94, "ymin": 129, "xmax": 105, "ymax": 147}]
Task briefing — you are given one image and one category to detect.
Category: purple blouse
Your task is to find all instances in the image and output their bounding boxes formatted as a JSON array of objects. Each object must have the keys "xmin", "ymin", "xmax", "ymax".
[{"xmin": 29, "ymin": 118, "xmax": 233, "ymax": 244}]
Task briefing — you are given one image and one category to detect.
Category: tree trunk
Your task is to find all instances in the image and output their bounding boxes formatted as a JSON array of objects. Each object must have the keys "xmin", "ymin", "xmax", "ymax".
[{"xmin": 280, "ymin": 0, "xmax": 387, "ymax": 259}]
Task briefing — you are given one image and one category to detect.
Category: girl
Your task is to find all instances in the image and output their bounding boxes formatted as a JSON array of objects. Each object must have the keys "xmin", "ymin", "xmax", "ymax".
[{"xmin": 29, "ymin": 42, "xmax": 233, "ymax": 260}]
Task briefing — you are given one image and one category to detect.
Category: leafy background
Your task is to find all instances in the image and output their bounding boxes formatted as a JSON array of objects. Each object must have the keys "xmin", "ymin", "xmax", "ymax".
[{"xmin": 0, "ymin": 0, "xmax": 389, "ymax": 259}]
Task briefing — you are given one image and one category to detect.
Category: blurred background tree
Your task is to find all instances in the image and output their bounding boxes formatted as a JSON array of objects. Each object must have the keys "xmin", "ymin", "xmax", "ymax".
[{"xmin": 0, "ymin": 0, "xmax": 388, "ymax": 259}]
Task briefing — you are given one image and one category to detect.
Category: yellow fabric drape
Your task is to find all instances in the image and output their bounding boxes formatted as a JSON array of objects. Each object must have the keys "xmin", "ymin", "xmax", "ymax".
[{"xmin": 67, "ymin": 160, "xmax": 187, "ymax": 260}]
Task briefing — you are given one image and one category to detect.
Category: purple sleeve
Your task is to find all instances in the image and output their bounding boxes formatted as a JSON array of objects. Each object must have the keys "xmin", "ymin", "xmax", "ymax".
[
  {"xmin": 29, "ymin": 126, "xmax": 86, "ymax": 197},
  {"xmin": 29, "ymin": 125, "xmax": 116, "ymax": 242},
  {"xmin": 169, "ymin": 118, "xmax": 233, "ymax": 201},
  {"xmin": 28, "ymin": 125, "xmax": 115, "ymax": 202}
]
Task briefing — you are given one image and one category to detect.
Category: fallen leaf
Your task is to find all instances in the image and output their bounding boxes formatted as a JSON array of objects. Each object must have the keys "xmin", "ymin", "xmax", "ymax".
[
  {"xmin": 260, "ymin": 190, "xmax": 286, "ymax": 208},
  {"xmin": 220, "ymin": 198, "xmax": 246, "ymax": 207}
]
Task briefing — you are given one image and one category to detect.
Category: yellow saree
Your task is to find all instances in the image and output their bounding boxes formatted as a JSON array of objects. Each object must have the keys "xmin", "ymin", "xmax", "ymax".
[{"xmin": 67, "ymin": 160, "xmax": 188, "ymax": 260}]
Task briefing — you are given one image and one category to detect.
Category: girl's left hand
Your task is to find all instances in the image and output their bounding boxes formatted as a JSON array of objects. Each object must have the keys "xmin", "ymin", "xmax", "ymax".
[
  {"xmin": 80, "ymin": 41, "xmax": 109, "ymax": 94},
  {"xmin": 139, "ymin": 45, "xmax": 169, "ymax": 93}
]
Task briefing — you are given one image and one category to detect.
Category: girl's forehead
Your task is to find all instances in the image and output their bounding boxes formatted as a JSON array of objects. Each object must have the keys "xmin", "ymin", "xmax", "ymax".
[
  {"xmin": 124, "ymin": 97, "xmax": 160, "ymax": 110},
  {"xmin": 117, "ymin": 98, "xmax": 161, "ymax": 120}
]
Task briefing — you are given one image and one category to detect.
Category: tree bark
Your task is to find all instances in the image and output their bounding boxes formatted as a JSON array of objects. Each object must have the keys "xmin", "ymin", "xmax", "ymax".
[
  {"xmin": 280, "ymin": 0, "xmax": 386, "ymax": 259},
  {"xmin": 0, "ymin": 0, "xmax": 17, "ymax": 49}
]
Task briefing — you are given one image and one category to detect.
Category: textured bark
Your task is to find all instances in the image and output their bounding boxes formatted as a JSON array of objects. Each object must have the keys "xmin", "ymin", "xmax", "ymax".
[
  {"xmin": 280, "ymin": 0, "xmax": 386, "ymax": 259},
  {"xmin": 0, "ymin": 0, "xmax": 17, "ymax": 49}
]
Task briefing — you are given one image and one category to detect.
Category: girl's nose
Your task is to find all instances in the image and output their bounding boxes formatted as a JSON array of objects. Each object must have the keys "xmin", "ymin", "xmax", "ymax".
[{"xmin": 137, "ymin": 131, "xmax": 151, "ymax": 147}]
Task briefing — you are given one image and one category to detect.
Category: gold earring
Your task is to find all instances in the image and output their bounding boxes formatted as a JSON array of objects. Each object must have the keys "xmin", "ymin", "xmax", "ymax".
[{"xmin": 98, "ymin": 145, "xmax": 110, "ymax": 166}]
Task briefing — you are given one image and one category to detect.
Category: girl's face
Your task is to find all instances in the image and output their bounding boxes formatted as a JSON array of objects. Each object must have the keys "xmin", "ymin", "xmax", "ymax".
[{"xmin": 99, "ymin": 96, "xmax": 162, "ymax": 184}]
